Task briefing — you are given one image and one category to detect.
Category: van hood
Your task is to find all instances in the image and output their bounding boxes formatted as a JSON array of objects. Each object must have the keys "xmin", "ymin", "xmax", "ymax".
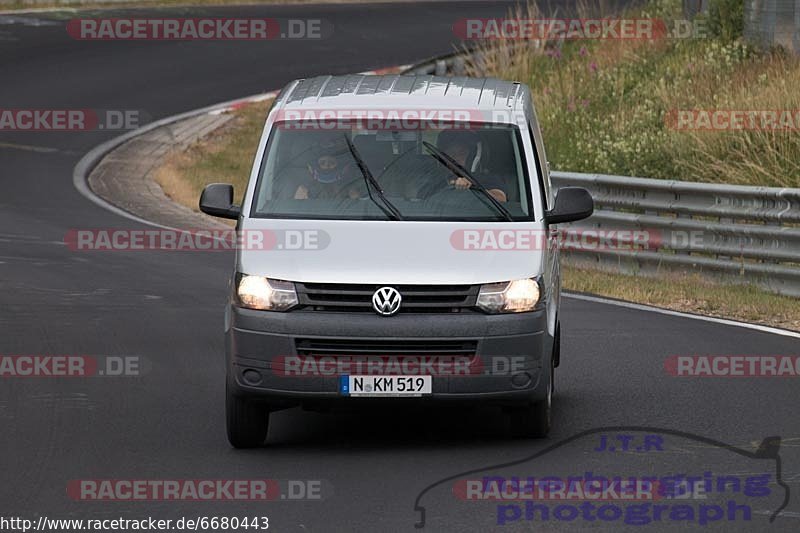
[{"xmin": 237, "ymin": 219, "xmax": 546, "ymax": 285}]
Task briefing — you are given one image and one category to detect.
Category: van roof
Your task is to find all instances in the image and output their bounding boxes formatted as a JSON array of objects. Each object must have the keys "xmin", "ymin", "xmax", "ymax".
[{"xmin": 275, "ymin": 75, "xmax": 526, "ymax": 113}]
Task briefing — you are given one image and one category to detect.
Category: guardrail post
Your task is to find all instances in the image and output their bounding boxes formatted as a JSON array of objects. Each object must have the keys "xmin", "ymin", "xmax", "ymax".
[
  {"xmin": 717, "ymin": 215, "xmax": 732, "ymax": 261},
  {"xmin": 676, "ymin": 212, "xmax": 691, "ymax": 256},
  {"xmin": 452, "ymin": 57, "xmax": 466, "ymax": 76}
]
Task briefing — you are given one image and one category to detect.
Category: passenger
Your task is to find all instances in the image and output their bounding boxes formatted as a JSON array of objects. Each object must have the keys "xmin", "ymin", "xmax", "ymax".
[{"xmin": 294, "ymin": 140, "xmax": 361, "ymax": 200}]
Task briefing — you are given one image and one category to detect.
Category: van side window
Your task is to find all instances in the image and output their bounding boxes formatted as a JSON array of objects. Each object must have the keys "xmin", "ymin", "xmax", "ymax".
[{"xmin": 527, "ymin": 122, "xmax": 551, "ymax": 211}]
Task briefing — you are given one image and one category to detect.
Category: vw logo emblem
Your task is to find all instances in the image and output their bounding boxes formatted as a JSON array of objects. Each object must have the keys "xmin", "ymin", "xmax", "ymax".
[{"xmin": 372, "ymin": 287, "xmax": 402, "ymax": 316}]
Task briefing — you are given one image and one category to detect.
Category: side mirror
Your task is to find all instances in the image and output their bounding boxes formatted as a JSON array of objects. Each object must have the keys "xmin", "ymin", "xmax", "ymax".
[
  {"xmin": 199, "ymin": 183, "xmax": 241, "ymax": 220},
  {"xmin": 545, "ymin": 187, "xmax": 594, "ymax": 224}
]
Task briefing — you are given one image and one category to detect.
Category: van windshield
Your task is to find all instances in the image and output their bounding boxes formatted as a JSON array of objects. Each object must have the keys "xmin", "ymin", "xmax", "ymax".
[{"xmin": 250, "ymin": 121, "xmax": 534, "ymax": 221}]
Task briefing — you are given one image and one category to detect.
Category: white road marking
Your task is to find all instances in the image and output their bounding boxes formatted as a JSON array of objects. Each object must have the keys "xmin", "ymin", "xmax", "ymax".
[{"xmin": 0, "ymin": 141, "xmax": 61, "ymax": 153}]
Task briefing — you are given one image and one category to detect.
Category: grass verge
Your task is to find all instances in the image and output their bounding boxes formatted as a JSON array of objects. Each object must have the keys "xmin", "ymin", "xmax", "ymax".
[
  {"xmin": 563, "ymin": 264, "xmax": 800, "ymax": 331},
  {"xmin": 466, "ymin": 0, "xmax": 800, "ymax": 187}
]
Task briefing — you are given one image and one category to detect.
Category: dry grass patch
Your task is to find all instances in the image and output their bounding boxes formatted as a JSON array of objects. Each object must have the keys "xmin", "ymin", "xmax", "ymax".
[
  {"xmin": 155, "ymin": 99, "xmax": 271, "ymax": 215},
  {"xmin": 563, "ymin": 264, "xmax": 800, "ymax": 331}
]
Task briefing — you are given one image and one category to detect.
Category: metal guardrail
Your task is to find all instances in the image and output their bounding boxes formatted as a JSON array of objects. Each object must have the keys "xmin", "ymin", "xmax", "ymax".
[
  {"xmin": 401, "ymin": 54, "xmax": 800, "ymax": 297},
  {"xmin": 551, "ymin": 172, "xmax": 800, "ymax": 296}
]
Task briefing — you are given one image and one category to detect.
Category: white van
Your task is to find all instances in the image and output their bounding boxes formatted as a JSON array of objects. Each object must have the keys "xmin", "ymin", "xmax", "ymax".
[{"xmin": 200, "ymin": 75, "xmax": 594, "ymax": 447}]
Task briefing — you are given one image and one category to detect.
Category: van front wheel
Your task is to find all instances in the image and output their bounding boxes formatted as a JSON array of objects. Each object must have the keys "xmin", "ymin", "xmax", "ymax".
[
  {"xmin": 226, "ymin": 385, "xmax": 270, "ymax": 448},
  {"xmin": 509, "ymin": 360, "xmax": 553, "ymax": 438}
]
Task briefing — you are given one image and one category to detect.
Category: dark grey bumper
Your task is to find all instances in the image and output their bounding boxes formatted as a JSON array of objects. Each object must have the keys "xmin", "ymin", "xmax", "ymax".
[{"xmin": 225, "ymin": 306, "xmax": 553, "ymax": 406}]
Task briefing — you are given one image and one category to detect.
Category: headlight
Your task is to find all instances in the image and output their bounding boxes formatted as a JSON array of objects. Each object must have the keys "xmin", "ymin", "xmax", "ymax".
[
  {"xmin": 476, "ymin": 278, "xmax": 541, "ymax": 314},
  {"xmin": 236, "ymin": 274, "xmax": 298, "ymax": 311}
]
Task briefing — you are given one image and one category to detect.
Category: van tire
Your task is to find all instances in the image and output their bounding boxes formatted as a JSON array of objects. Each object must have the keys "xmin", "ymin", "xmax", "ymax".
[
  {"xmin": 551, "ymin": 322, "xmax": 560, "ymax": 395},
  {"xmin": 226, "ymin": 385, "xmax": 270, "ymax": 448},
  {"xmin": 553, "ymin": 321, "xmax": 561, "ymax": 369},
  {"xmin": 509, "ymin": 357, "xmax": 553, "ymax": 438}
]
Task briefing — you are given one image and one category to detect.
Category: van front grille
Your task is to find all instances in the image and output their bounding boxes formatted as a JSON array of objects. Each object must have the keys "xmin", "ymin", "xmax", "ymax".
[{"xmin": 295, "ymin": 283, "xmax": 478, "ymax": 313}]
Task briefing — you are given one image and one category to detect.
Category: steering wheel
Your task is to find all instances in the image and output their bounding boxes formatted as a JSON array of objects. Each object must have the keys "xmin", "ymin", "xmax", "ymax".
[{"xmin": 417, "ymin": 175, "xmax": 468, "ymax": 200}]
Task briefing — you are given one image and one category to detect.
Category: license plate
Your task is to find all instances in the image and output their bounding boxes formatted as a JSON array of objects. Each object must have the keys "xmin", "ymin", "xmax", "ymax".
[{"xmin": 340, "ymin": 375, "xmax": 432, "ymax": 397}]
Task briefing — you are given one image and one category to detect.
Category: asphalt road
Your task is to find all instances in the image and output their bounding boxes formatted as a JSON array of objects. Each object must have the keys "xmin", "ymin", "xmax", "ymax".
[{"xmin": 0, "ymin": 2, "xmax": 798, "ymax": 531}]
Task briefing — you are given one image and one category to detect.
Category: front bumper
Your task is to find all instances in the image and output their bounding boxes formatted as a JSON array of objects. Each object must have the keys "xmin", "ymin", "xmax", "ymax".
[{"xmin": 225, "ymin": 306, "xmax": 553, "ymax": 407}]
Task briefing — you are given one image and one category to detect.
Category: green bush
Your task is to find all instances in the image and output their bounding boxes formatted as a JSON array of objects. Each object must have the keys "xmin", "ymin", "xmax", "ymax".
[{"xmin": 704, "ymin": 0, "xmax": 745, "ymax": 42}]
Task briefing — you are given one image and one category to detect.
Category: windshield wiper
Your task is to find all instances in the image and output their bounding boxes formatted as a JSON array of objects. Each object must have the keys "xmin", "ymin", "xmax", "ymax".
[
  {"xmin": 422, "ymin": 141, "xmax": 514, "ymax": 222},
  {"xmin": 344, "ymin": 135, "xmax": 403, "ymax": 221}
]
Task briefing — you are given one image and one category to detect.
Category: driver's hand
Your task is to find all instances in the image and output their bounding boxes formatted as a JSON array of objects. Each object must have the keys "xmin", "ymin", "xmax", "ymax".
[{"xmin": 449, "ymin": 177, "xmax": 472, "ymax": 190}]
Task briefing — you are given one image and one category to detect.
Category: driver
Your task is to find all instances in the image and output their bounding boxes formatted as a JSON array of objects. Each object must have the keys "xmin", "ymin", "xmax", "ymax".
[
  {"xmin": 436, "ymin": 130, "xmax": 507, "ymax": 203},
  {"xmin": 294, "ymin": 139, "xmax": 361, "ymax": 200}
]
